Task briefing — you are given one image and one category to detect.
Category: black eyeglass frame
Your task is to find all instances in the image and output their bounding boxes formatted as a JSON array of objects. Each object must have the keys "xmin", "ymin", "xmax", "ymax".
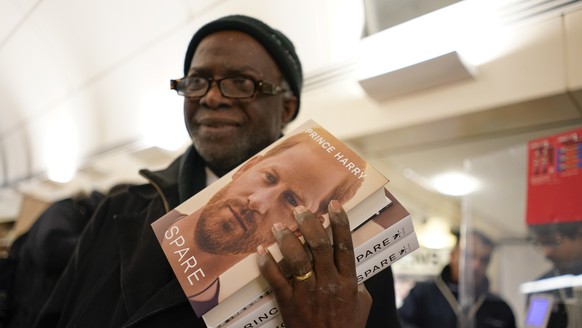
[
  {"xmin": 170, "ymin": 76, "xmax": 287, "ymax": 99},
  {"xmin": 531, "ymin": 234, "xmax": 565, "ymax": 248}
]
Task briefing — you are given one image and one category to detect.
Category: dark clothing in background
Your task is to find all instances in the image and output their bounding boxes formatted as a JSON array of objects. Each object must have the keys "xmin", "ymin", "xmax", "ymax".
[
  {"xmin": 398, "ymin": 265, "xmax": 516, "ymax": 328},
  {"xmin": 528, "ymin": 263, "xmax": 582, "ymax": 328},
  {"xmin": 4, "ymin": 191, "xmax": 105, "ymax": 328},
  {"xmin": 0, "ymin": 235, "xmax": 27, "ymax": 328},
  {"xmin": 34, "ymin": 146, "xmax": 401, "ymax": 328}
]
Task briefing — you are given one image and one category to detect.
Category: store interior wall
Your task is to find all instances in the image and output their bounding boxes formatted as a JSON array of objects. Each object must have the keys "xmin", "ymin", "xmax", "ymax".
[{"xmin": 1, "ymin": 0, "xmax": 582, "ymax": 325}]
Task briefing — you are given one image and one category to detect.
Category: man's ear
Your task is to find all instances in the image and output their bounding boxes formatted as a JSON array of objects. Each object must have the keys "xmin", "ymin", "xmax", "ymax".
[
  {"xmin": 233, "ymin": 155, "xmax": 262, "ymax": 180},
  {"xmin": 281, "ymin": 95, "xmax": 298, "ymax": 128}
]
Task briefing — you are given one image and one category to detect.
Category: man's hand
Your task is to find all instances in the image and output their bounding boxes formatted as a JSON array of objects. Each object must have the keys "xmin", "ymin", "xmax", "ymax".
[{"xmin": 257, "ymin": 200, "xmax": 372, "ymax": 328}]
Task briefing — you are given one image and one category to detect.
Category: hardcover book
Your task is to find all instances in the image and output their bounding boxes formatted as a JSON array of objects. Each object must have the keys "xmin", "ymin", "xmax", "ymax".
[
  {"xmin": 223, "ymin": 233, "xmax": 419, "ymax": 328},
  {"xmin": 214, "ymin": 189, "xmax": 418, "ymax": 328},
  {"xmin": 151, "ymin": 119, "xmax": 390, "ymax": 319}
]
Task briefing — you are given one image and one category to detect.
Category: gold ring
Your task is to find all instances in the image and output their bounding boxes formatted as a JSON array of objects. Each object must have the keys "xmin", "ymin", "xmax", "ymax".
[{"xmin": 294, "ymin": 270, "xmax": 313, "ymax": 281}]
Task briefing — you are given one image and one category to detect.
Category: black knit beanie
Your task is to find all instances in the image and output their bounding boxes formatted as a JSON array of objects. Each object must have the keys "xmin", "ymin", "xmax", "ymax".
[{"xmin": 183, "ymin": 15, "xmax": 303, "ymax": 120}]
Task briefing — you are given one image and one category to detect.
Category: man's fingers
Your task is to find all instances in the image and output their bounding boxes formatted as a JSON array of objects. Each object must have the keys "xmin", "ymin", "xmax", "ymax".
[
  {"xmin": 328, "ymin": 200, "xmax": 356, "ymax": 276},
  {"xmin": 271, "ymin": 222, "xmax": 316, "ymax": 289},
  {"xmin": 293, "ymin": 206, "xmax": 335, "ymax": 277},
  {"xmin": 256, "ymin": 245, "xmax": 292, "ymax": 298},
  {"xmin": 257, "ymin": 202, "xmax": 370, "ymax": 328}
]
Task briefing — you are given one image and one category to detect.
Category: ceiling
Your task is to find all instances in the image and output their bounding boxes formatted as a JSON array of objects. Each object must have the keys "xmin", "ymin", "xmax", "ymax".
[{"xmin": 1, "ymin": 0, "xmax": 582, "ymax": 243}]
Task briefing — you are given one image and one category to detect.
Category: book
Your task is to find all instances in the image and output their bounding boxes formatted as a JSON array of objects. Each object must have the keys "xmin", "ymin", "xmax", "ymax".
[
  {"xmin": 353, "ymin": 190, "xmax": 414, "ymax": 266},
  {"xmin": 151, "ymin": 119, "xmax": 390, "ymax": 319},
  {"xmin": 208, "ymin": 189, "xmax": 417, "ymax": 328},
  {"xmin": 355, "ymin": 231, "xmax": 419, "ymax": 283},
  {"xmin": 221, "ymin": 230, "xmax": 419, "ymax": 328},
  {"xmin": 224, "ymin": 232, "xmax": 419, "ymax": 328},
  {"xmin": 222, "ymin": 291, "xmax": 279, "ymax": 328}
]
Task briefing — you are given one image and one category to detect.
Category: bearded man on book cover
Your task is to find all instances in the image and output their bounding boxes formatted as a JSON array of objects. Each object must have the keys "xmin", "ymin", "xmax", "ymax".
[{"xmin": 153, "ymin": 125, "xmax": 372, "ymax": 316}]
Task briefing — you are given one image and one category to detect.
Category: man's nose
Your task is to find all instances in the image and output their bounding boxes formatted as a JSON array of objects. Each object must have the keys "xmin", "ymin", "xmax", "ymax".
[
  {"xmin": 247, "ymin": 189, "xmax": 276, "ymax": 214},
  {"xmin": 542, "ymin": 246, "xmax": 554, "ymax": 258},
  {"xmin": 471, "ymin": 259, "xmax": 482, "ymax": 272},
  {"xmin": 200, "ymin": 81, "xmax": 228, "ymax": 109}
]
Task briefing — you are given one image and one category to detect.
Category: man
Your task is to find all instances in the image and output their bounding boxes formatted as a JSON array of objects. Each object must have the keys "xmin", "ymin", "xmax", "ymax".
[
  {"xmin": 35, "ymin": 15, "xmax": 400, "ymax": 328},
  {"xmin": 528, "ymin": 221, "xmax": 582, "ymax": 328},
  {"xmin": 3, "ymin": 191, "xmax": 104, "ymax": 328},
  {"xmin": 156, "ymin": 127, "xmax": 367, "ymax": 315},
  {"xmin": 4, "ymin": 185, "xmax": 131, "ymax": 328},
  {"xmin": 530, "ymin": 222, "xmax": 582, "ymax": 279},
  {"xmin": 398, "ymin": 230, "xmax": 516, "ymax": 328}
]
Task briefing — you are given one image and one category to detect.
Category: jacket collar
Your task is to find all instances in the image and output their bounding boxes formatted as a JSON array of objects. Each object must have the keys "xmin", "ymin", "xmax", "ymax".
[
  {"xmin": 440, "ymin": 264, "xmax": 490, "ymax": 296},
  {"xmin": 136, "ymin": 145, "xmax": 207, "ymax": 211},
  {"xmin": 117, "ymin": 146, "xmax": 208, "ymax": 325}
]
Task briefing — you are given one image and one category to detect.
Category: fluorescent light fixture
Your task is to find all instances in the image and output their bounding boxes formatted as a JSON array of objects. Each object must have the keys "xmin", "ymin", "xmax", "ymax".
[
  {"xmin": 46, "ymin": 143, "xmax": 77, "ymax": 183},
  {"xmin": 520, "ymin": 274, "xmax": 582, "ymax": 294},
  {"xmin": 432, "ymin": 172, "xmax": 480, "ymax": 196},
  {"xmin": 47, "ymin": 164, "xmax": 76, "ymax": 184},
  {"xmin": 44, "ymin": 110, "xmax": 79, "ymax": 184},
  {"xmin": 419, "ymin": 217, "xmax": 457, "ymax": 249}
]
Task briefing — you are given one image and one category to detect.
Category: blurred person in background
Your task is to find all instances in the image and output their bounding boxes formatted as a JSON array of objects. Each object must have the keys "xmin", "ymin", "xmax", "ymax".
[
  {"xmin": 398, "ymin": 230, "xmax": 516, "ymax": 328},
  {"xmin": 529, "ymin": 221, "xmax": 582, "ymax": 328},
  {"xmin": 2, "ymin": 190, "xmax": 105, "ymax": 328},
  {"xmin": 2, "ymin": 184, "xmax": 130, "ymax": 328}
]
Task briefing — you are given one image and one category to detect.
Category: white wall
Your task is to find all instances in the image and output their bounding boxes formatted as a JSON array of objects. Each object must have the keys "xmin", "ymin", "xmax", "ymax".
[{"xmin": 496, "ymin": 242, "xmax": 552, "ymax": 327}]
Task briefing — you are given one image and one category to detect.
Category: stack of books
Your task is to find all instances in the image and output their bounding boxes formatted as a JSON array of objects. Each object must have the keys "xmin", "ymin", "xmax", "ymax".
[{"xmin": 151, "ymin": 119, "xmax": 418, "ymax": 328}]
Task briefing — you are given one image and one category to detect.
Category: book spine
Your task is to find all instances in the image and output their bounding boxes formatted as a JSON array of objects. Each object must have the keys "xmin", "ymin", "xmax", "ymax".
[
  {"xmin": 353, "ymin": 215, "xmax": 414, "ymax": 266},
  {"xmin": 224, "ymin": 231, "xmax": 419, "ymax": 328},
  {"xmin": 356, "ymin": 231, "xmax": 419, "ymax": 284},
  {"xmin": 256, "ymin": 315, "xmax": 285, "ymax": 328},
  {"xmin": 223, "ymin": 295, "xmax": 279, "ymax": 328}
]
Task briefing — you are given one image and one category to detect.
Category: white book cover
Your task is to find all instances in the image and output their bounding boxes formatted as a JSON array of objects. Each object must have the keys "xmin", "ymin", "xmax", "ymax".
[
  {"xmin": 151, "ymin": 119, "xmax": 389, "ymax": 318},
  {"xmin": 209, "ymin": 189, "xmax": 417, "ymax": 328},
  {"xmin": 223, "ymin": 231, "xmax": 420, "ymax": 328}
]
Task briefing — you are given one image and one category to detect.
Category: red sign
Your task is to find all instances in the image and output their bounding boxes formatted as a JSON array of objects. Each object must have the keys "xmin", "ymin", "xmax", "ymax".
[{"xmin": 526, "ymin": 127, "xmax": 582, "ymax": 225}]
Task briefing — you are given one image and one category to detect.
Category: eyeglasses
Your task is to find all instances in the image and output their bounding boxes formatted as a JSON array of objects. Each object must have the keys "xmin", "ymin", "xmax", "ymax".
[
  {"xmin": 532, "ymin": 235, "xmax": 564, "ymax": 248},
  {"xmin": 170, "ymin": 76, "xmax": 287, "ymax": 99}
]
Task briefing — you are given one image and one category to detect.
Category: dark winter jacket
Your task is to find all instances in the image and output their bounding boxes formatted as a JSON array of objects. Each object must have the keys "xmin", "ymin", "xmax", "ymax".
[
  {"xmin": 5, "ymin": 191, "xmax": 105, "ymax": 328},
  {"xmin": 34, "ymin": 146, "xmax": 401, "ymax": 328},
  {"xmin": 527, "ymin": 263, "xmax": 582, "ymax": 328},
  {"xmin": 398, "ymin": 265, "xmax": 516, "ymax": 328}
]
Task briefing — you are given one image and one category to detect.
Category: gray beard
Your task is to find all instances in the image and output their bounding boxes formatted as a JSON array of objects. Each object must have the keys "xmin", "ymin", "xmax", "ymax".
[{"xmin": 193, "ymin": 133, "xmax": 275, "ymax": 176}]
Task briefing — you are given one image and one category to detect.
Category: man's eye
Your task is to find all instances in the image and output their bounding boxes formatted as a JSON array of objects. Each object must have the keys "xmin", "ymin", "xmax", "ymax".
[
  {"xmin": 186, "ymin": 78, "xmax": 207, "ymax": 90},
  {"xmin": 230, "ymin": 77, "xmax": 248, "ymax": 84},
  {"xmin": 266, "ymin": 173, "xmax": 276, "ymax": 184},
  {"xmin": 283, "ymin": 192, "xmax": 298, "ymax": 207},
  {"xmin": 229, "ymin": 78, "xmax": 254, "ymax": 91}
]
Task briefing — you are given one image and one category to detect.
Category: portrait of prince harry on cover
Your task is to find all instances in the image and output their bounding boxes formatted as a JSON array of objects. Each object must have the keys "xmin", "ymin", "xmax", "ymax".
[{"xmin": 152, "ymin": 123, "xmax": 378, "ymax": 316}]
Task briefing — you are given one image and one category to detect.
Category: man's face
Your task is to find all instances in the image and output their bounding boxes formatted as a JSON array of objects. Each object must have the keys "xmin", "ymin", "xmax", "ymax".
[
  {"xmin": 534, "ymin": 232, "xmax": 582, "ymax": 270},
  {"xmin": 450, "ymin": 238, "xmax": 492, "ymax": 287},
  {"xmin": 195, "ymin": 142, "xmax": 347, "ymax": 255},
  {"xmin": 184, "ymin": 31, "xmax": 296, "ymax": 175}
]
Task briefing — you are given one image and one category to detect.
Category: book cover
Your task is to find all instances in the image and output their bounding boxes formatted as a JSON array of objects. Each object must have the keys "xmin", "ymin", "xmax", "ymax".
[
  {"xmin": 208, "ymin": 188, "xmax": 417, "ymax": 328},
  {"xmin": 355, "ymin": 231, "xmax": 419, "ymax": 283},
  {"xmin": 352, "ymin": 189, "xmax": 413, "ymax": 266},
  {"xmin": 224, "ymin": 231, "xmax": 420, "ymax": 328},
  {"xmin": 151, "ymin": 119, "xmax": 389, "ymax": 318},
  {"xmin": 222, "ymin": 231, "xmax": 419, "ymax": 328}
]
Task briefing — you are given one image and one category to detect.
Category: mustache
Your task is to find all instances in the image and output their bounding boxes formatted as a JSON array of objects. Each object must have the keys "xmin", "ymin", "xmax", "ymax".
[{"xmin": 226, "ymin": 199, "xmax": 258, "ymax": 231}]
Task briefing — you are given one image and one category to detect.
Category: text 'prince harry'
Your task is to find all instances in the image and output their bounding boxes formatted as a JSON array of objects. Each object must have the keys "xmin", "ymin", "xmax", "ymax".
[{"xmin": 305, "ymin": 128, "xmax": 367, "ymax": 180}]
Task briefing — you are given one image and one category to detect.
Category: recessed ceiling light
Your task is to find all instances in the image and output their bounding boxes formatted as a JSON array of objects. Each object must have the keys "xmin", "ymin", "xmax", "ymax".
[{"xmin": 432, "ymin": 172, "xmax": 480, "ymax": 196}]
